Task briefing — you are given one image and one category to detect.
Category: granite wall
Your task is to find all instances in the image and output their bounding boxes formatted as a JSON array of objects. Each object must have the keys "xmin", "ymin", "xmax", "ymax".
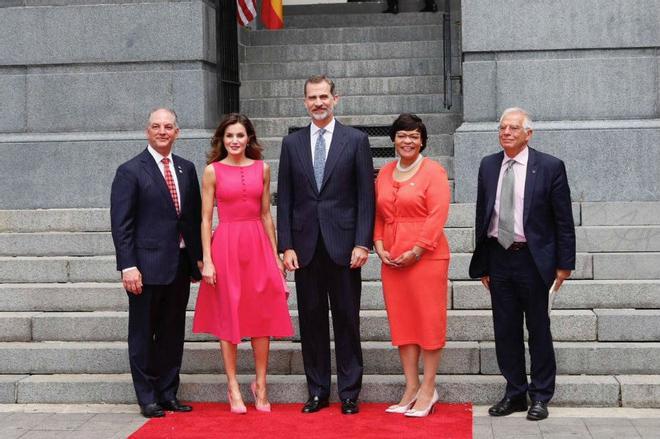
[
  {"xmin": 454, "ymin": 0, "xmax": 660, "ymax": 203},
  {"xmin": 0, "ymin": 0, "xmax": 217, "ymax": 208}
]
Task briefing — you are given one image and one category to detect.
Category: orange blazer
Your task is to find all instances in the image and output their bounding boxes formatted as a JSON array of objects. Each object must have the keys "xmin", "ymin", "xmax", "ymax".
[{"xmin": 374, "ymin": 158, "xmax": 451, "ymax": 260}]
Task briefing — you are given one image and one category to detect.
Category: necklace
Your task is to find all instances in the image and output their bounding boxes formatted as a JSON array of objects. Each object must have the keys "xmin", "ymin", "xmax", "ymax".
[{"xmin": 396, "ymin": 154, "xmax": 423, "ymax": 172}]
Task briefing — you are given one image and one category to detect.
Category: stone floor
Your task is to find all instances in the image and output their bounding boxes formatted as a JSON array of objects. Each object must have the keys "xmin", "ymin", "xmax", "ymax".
[{"xmin": 1, "ymin": 405, "xmax": 660, "ymax": 438}]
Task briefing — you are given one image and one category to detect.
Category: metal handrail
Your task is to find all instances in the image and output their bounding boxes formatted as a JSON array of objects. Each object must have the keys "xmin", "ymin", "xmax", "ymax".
[
  {"xmin": 217, "ymin": 0, "xmax": 241, "ymax": 115},
  {"xmin": 442, "ymin": 0, "xmax": 452, "ymax": 110}
]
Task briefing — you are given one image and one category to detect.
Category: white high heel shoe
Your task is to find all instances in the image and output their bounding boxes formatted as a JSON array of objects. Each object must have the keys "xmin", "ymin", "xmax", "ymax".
[
  {"xmin": 404, "ymin": 388, "xmax": 439, "ymax": 418},
  {"xmin": 385, "ymin": 389, "xmax": 420, "ymax": 413}
]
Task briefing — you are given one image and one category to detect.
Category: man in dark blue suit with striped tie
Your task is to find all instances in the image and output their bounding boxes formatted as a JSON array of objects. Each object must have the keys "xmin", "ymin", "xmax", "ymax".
[
  {"xmin": 111, "ymin": 108, "xmax": 202, "ymax": 418},
  {"xmin": 277, "ymin": 75, "xmax": 375, "ymax": 415}
]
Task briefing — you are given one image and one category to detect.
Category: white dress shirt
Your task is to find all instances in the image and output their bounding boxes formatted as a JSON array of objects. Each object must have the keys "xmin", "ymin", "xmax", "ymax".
[
  {"xmin": 487, "ymin": 146, "xmax": 528, "ymax": 242},
  {"xmin": 310, "ymin": 118, "xmax": 335, "ymax": 161}
]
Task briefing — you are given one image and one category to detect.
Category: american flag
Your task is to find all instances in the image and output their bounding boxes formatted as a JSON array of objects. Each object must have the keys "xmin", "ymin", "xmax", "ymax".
[{"xmin": 237, "ymin": 0, "xmax": 257, "ymax": 26}]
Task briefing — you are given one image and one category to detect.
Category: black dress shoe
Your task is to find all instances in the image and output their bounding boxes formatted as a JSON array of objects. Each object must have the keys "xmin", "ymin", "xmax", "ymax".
[
  {"xmin": 140, "ymin": 403, "xmax": 165, "ymax": 418},
  {"xmin": 302, "ymin": 396, "xmax": 329, "ymax": 413},
  {"xmin": 488, "ymin": 397, "xmax": 528, "ymax": 417},
  {"xmin": 160, "ymin": 399, "xmax": 193, "ymax": 412},
  {"xmin": 527, "ymin": 401, "xmax": 549, "ymax": 421},
  {"xmin": 341, "ymin": 399, "xmax": 359, "ymax": 415}
]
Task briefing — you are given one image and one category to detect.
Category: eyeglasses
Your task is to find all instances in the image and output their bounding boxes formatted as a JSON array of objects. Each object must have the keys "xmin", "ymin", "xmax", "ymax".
[{"xmin": 395, "ymin": 133, "xmax": 422, "ymax": 141}]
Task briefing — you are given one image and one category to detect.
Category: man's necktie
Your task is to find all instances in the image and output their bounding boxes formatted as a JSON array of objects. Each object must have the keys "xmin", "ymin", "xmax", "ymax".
[
  {"xmin": 162, "ymin": 157, "xmax": 180, "ymax": 216},
  {"xmin": 313, "ymin": 128, "xmax": 326, "ymax": 190},
  {"xmin": 498, "ymin": 159, "xmax": 516, "ymax": 249}
]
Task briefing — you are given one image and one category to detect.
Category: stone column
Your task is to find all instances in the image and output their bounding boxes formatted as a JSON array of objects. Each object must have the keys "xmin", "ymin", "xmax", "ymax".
[
  {"xmin": 0, "ymin": 0, "xmax": 218, "ymax": 208},
  {"xmin": 454, "ymin": 0, "xmax": 660, "ymax": 203}
]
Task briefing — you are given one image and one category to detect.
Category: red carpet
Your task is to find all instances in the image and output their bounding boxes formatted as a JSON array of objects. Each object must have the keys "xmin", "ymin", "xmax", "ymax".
[{"xmin": 130, "ymin": 402, "xmax": 472, "ymax": 439}]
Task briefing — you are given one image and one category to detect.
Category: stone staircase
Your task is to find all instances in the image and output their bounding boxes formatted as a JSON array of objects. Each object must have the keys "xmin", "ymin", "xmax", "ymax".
[{"xmin": 0, "ymin": 4, "xmax": 659, "ymax": 409}]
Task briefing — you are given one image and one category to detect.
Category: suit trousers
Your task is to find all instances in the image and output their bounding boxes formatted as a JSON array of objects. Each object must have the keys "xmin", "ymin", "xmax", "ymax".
[
  {"xmin": 487, "ymin": 239, "xmax": 556, "ymax": 403},
  {"xmin": 295, "ymin": 236, "xmax": 363, "ymax": 401},
  {"xmin": 127, "ymin": 249, "xmax": 191, "ymax": 406}
]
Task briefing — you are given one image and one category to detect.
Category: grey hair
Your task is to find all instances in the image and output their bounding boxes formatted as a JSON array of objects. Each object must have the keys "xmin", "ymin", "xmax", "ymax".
[
  {"xmin": 499, "ymin": 107, "xmax": 532, "ymax": 131},
  {"xmin": 148, "ymin": 107, "xmax": 178, "ymax": 127}
]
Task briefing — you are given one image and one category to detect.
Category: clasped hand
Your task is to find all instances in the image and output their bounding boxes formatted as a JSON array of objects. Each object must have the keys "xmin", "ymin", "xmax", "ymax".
[{"xmin": 377, "ymin": 249, "xmax": 418, "ymax": 268}]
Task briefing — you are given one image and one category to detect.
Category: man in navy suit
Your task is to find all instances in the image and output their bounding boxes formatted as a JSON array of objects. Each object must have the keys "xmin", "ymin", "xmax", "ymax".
[
  {"xmin": 111, "ymin": 108, "xmax": 202, "ymax": 418},
  {"xmin": 277, "ymin": 75, "xmax": 375, "ymax": 415},
  {"xmin": 469, "ymin": 107, "xmax": 575, "ymax": 421}
]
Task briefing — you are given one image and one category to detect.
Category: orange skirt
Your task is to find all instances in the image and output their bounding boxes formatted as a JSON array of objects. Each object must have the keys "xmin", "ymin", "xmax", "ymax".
[{"xmin": 381, "ymin": 258, "xmax": 449, "ymax": 350}]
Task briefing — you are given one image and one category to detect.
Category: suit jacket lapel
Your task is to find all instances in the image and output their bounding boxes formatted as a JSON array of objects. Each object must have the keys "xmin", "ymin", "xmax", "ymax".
[
  {"xmin": 320, "ymin": 121, "xmax": 348, "ymax": 191},
  {"xmin": 140, "ymin": 149, "xmax": 178, "ymax": 215},
  {"xmin": 292, "ymin": 125, "xmax": 318, "ymax": 194},
  {"xmin": 484, "ymin": 151, "xmax": 503, "ymax": 228},
  {"xmin": 523, "ymin": 147, "xmax": 538, "ymax": 226}
]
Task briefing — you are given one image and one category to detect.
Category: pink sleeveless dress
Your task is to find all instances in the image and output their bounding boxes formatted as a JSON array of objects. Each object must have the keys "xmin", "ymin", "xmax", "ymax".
[{"xmin": 193, "ymin": 161, "xmax": 293, "ymax": 343}]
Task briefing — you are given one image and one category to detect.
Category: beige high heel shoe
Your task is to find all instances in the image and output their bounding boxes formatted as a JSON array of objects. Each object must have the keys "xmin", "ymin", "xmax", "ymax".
[
  {"xmin": 251, "ymin": 381, "xmax": 271, "ymax": 412},
  {"xmin": 385, "ymin": 388, "xmax": 420, "ymax": 414},
  {"xmin": 227, "ymin": 389, "xmax": 247, "ymax": 414},
  {"xmin": 404, "ymin": 388, "xmax": 439, "ymax": 418}
]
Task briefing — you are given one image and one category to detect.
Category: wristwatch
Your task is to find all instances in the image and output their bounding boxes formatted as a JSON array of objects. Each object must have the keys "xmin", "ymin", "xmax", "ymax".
[{"xmin": 412, "ymin": 250, "xmax": 421, "ymax": 262}]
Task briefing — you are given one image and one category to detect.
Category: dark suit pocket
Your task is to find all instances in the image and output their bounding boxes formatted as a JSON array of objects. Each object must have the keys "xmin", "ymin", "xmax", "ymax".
[
  {"xmin": 338, "ymin": 219, "xmax": 355, "ymax": 230},
  {"xmin": 292, "ymin": 218, "xmax": 304, "ymax": 231},
  {"xmin": 136, "ymin": 238, "xmax": 159, "ymax": 249}
]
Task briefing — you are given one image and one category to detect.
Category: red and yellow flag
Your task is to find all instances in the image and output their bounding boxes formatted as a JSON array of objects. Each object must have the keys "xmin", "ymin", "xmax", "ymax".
[{"xmin": 261, "ymin": 0, "xmax": 283, "ymax": 29}]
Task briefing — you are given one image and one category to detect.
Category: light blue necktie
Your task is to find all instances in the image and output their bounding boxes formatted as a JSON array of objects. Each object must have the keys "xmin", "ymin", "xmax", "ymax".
[
  {"xmin": 498, "ymin": 159, "xmax": 516, "ymax": 249},
  {"xmin": 313, "ymin": 128, "xmax": 326, "ymax": 190}
]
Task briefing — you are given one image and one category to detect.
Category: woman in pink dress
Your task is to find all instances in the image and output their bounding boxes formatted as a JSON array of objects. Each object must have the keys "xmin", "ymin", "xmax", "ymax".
[{"xmin": 193, "ymin": 113, "xmax": 293, "ymax": 413}]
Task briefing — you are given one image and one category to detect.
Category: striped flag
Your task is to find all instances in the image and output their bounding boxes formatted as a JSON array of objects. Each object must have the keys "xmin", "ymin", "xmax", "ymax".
[
  {"xmin": 261, "ymin": 0, "xmax": 283, "ymax": 29},
  {"xmin": 237, "ymin": 0, "xmax": 257, "ymax": 26}
]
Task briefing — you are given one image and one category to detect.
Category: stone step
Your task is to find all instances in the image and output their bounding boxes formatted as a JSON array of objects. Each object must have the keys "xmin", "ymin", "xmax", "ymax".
[
  {"xmin": 242, "ymin": 41, "xmax": 444, "ymax": 63},
  {"xmin": 581, "ymin": 202, "xmax": 660, "ymax": 226},
  {"xmin": 453, "ymin": 280, "xmax": 660, "ymax": 310},
  {"xmin": 576, "ymin": 226, "xmax": 660, "ymax": 252},
  {"xmin": 240, "ymin": 58, "xmax": 446, "ymax": 81},
  {"xmin": 3, "ymin": 373, "xmax": 623, "ymax": 406},
  {"xmin": 283, "ymin": 11, "xmax": 443, "ymax": 29},
  {"xmin": 594, "ymin": 253, "xmax": 660, "ymax": 280},
  {"xmin": 283, "ymin": 0, "xmax": 436, "ymax": 16},
  {"xmin": 2, "ymin": 340, "xmax": 659, "ymax": 376},
  {"xmin": 0, "ymin": 252, "xmax": 594, "ymax": 283},
  {"xmin": 259, "ymin": 134, "xmax": 454, "ymax": 159},
  {"xmin": 480, "ymin": 342, "xmax": 660, "ymax": 375},
  {"xmin": 0, "ymin": 208, "xmax": 110, "ymax": 233},
  {"xmin": 0, "ymin": 217, "xmax": 468, "ymax": 257},
  {"xmin": 1, "ymin": 309, "xmax": 599, "ymax": 343},
  {"xmin": 241, "ymin": 94, "xmax": 450, "ymax": 117},
  {"xmin": 244, "ymin": 24, "xmax": 442, "ymax": 46},
  {"xmin": 2, "ymin": 198, "xmax": 473, "ymax": 233},
  {"xmin": 0, "ymin": 281, "xmax": 391, "ymax": 313},
  {"xmin": 4, "ymin": 279, "xmax": 657, "ymax": 314},
  {"xmin": 0, "ymin": 341, "xmax": 479, "ymax": 375},
  {"xmin": 251, "ymin": 113, "xmax": 463, "ymax": 137},
  {"xmin": 594, "ymin": 309, "xmax": 660, "ymax": 342},
  {"xmin": 6, "ymin": 222, "xmax": 653, "ymax": 257}
]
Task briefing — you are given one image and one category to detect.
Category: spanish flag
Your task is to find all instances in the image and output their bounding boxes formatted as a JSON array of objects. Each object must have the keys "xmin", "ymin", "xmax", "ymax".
[{"xmin": 261, "ymin": 0, "xmax": 283, "ymax": 29}]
